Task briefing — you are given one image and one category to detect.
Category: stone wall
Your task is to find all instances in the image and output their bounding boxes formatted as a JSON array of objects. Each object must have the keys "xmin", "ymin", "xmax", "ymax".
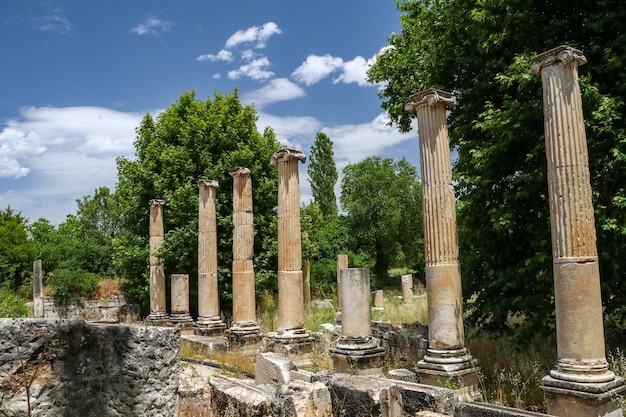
[
  {"xmin": 39, "ymin": 295, "xmax": 139, "ymax": 322},
  {"xmin": 0, "ymin": 319, "xmax": 179, "ymax": 417}
]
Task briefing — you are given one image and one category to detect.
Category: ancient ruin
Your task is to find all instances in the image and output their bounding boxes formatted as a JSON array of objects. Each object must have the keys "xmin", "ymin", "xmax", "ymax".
[
  {"xmin": 336, "ymin": 253, "xmax": 348, "ymax": 311},
  {"xmin": 146, "ymin": 198, "xmax": 168, "ymax": 323},
  {"xmin": 196, "ymin": 180, "xmax": 227, "ymax": 333},
  {"xmin": 170, "ymin": 273, "xmax": 194, "ymax": 326},
  {"xmin": 532, "ymin": 45, "xmax": 626, "ymax": 417},
  {"xmin": 33, "ymin": 259, "xmax": 44, "ymax": 318},
  {"xmin": 405, "ymin": 88, "xmax": 480, "ymax": 399}
]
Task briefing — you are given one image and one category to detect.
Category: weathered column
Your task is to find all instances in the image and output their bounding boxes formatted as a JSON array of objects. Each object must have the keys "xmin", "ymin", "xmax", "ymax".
[
  {"xmin": 302, "ymin": 231, "xmax": 311, "ymax": 313},
  {"xmin": 401, "ymin": 274, "xmax": 413, "ymax": 304},
  {"xmin": 372, "ymin": 289, "xmax": 385, "ymax": 311},
  {"xmin": 336, "ymin": 254, "xmax": 348, "ymax": 311},
  {"xmin": 532, "ymin": 45, "xmax": 625, "ymax": 417},
  {"xmin": 405, "ymin": 89, "xmax": 480, "ymax": 399},
  {"xmin": 170, "ymin": 273, "xmax": 193, "ymax": 326},
  {"xmin": 330, "ymin": 268, "xmax": 385, "ymax": 374},
  {"xmin": 197, "ymin": 180, "xmax": 226, "ymax": 333},
  {"xmin": 270, "ymin": 148, "xmax": 312, "ymax": 343},
  {"xmin": 33, "ymin": 259, "xmax": 43, "ymax": 318},
  {"xmin": 227, "ymin": 167, "xmax": 260, "ymax": 345},
  {"xmin": 147, "ymin": 199, "xmax": 168, "ymax": 322}
]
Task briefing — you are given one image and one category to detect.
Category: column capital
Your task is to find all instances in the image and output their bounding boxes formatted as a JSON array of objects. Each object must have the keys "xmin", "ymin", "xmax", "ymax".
[
  {"xmin": 229, "ymin": 166, "xmax": 251, "ymax": 177},
  {"xmin": 271, "ymin": 148, "xmax": 306, "ymax": 165},
  {"xmin": 405, "ymin": 88, "xmax": 456, "ymax": 113},
  {"xmin": 149, "ymin": 199, "xmax": 166, "ymax": 207},
  {"xmin": 531, "ymin": 45, "xmax": 587, "ymax": 75},
  {"xmin": 198, "ymin": 179, "xmax": 219, "ymax": 189}
]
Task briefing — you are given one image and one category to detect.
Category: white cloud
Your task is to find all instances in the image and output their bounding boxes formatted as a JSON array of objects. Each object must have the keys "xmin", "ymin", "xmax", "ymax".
[
  {"xmin": 196, "ymin": 49, "xmax": 233, "ymax": 62},
  {"xmin": 130, "ymin": 18, "xmax": 174, "ymax": 37},
  {"xmin": 291, "ymin": 55, "xmax": 344, "ymax": 86},
  {"xmin": 241, "ymin": 49, "xmax": 256, "ymax": 61},
  {"xmin": 228, "ymin": 57, "xmax": 274, "ymax": 80},
  {"xmin": 212, "ymin": 73, "xmax": 221, "ymax": 79},
  {"xmin": 257, "ymin": 112, "xmax": 322, "ymax": 149},
  {"xmin": 33, "ymin": 3, "xmax": 71, "ymax": 34},
  {"xmin": 241, "ymin": 78, "xmax": 306, "ymax": 109},
  {"xmin": 225, "ymin": 22, "xmax": 281, "ymax": 49},
  {"xmin": 0, "ymin": 106, "xmax": 147, "ymax": 224},
  {"xmin": 333, "ymin": 56, "xmax": 374, "ymax": 86}
]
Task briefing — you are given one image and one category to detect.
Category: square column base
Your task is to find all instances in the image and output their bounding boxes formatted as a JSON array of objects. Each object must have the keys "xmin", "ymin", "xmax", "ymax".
[
  {"xmin": 261, "ymin": 329, "xmax": 316, "ymax": 363},
  {"xmin": 227, "ymin": 324, "xmax": 262, "ymax": 349},
  {"xmin": 195, "ymin": 316, "xmax": 227, "ymax": 336},
  {"xmin": 329, "ymin": 344, "xmax": 386, "ymax": 375},
  {"xmin": 541, "ymin": 375, "xmax": 626, "ymax": 417},
  {"xmin": 417, "ymin": 359, "xmax": 482, "ymax": 401},
  {"xmin": 146, "ymin": 312, "xmax": 170, "ymax": 325}
]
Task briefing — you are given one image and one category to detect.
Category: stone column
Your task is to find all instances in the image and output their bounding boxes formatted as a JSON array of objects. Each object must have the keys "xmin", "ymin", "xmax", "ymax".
[
  {"xmin": 336, "ymin": 254, "xmax": 348, "ymax": 311},
  {"xmin": 405, "ymin": 89, "xmax": 479, "ymax": 399},
  {"xmin": 532, "ymin": 45, "xmax": 625, "ymax": 417},
  {"xmin": 330, "ymin": 268, "xmax": 385, "ymax": 374},
  {"xmin": 270, "ymin": 149, "xmax": 311, "ymax": 341},
  {"xmin": 147, "ymin": 199, "xmax": 168, "ymax": 322},
  {"xmin": 372, "ymin": 289, "xmax": 384, "ymax": 311},
  {"xmin": 302, "ymin": 231, "xmax": 311, "ymax": 313},
  {"xmin": 227, "ymin": 167, "xmax": 260, "ymax": 344},
  {"xmin": 170, "ymin": 273, "xmax": 193, "ymax": 325},
  {"xmin": 197, "ymin": 180, "xmax": 226, "ymax": 332},
  {"xmin": 33, "ymin": 259, "xmax": 44, "ymax": 318},
  {"xmin": 401, "ymin": 274, "xmax": 413, "ymax": 304}
]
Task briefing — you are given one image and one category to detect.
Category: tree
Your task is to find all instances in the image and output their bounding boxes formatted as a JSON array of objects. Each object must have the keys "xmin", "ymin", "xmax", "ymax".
[
  {"xmin": 367, "ymin": 0, "xmax": 626, "ymax": 336},
  {"xmin": 308, "ymin": 132, "xmax": 338, "ymax": 217},
  {"xmin": 114, "ymin": 89, "xmax": 282, "ymax": 308},
  {"xmin": 340, "ymin": 156, "xmax": 423, "ymax": 282},
  {"xmin": 0, "ymin": 207, "xmax": 36, "ymax": 291}
]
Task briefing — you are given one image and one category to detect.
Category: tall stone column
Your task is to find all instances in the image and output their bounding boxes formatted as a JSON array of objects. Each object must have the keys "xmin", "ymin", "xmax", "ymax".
[
  {"xmin": 405, "ymin": 89, "xmax": 480, "ymax": 399},
  {"xmin": 336, "ymin": 254, "xmax": 348, "ymax": 311},
  {"xmin": 227, "ymin": 167, "xmax": 260, "ymax": 344},
  {"xmin": 33, "ymin": 259, "xmax": 44, "ymax": 318},
  {"xmin": 270, "ymin": 149, "xmax": 311, "ymax": 342},
  {"xmin": 532, "ymin": 45, "xmax": 625, "ymax": 417},
  {"xmin": 170, "ymin": 273, "xmax": 194, "ymax": 326},
  {"xmin": 147, "ymin": 199, "xmax": 168, "ymax": 322},
  {"xmin": 329, "ymin": 268, "xmax": 385, "ymax": 374},
  {"xmin": 197, "ymin": 180, "xmax": 226, "ymax": 333}
]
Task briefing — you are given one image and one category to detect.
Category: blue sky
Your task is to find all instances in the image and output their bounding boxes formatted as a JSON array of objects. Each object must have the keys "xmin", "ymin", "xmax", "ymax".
[{"xmin": 0, "ymin": 1, "xmax": 419, "ymax": 225}]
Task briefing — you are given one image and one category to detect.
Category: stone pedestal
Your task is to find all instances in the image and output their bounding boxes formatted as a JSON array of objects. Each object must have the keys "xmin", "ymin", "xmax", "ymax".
[
  {"xmin": 227, "ymin": 167, "xmax": 260, "ymax": 347},
  {"xmin": 401, "ymin": 274, "xmax": 413, "ymax": 304},
  {"xmin": 532, "ymin": 45, "xmax": 625, "ymax": 417},
  {"xmin": 147, "ymin": 199, "xmax": 169, "ymax": 323},
  {"xmin": 269, "ymin": 149, "xmax": 313, "ymax": 350},
  {"xmin": 170, "ymin": 273, "xmax": 194, "ymax": 326},
  {"xmin": 372, "ymin": 289, "xmax": 384, "ymax": 311},
  {"xmin": 405, "ymin": 89, "xmax": 479, "ymax": 399},
  {"xmin": 33, "ymin": 259, "xmax": 44, "ymax": 318},
  {"xmin": 330, "ymin": 268, "xmax": 385, "ymax": 375},
  {"xmin": 196, "ymin": 180, "xmax": 226, "ymax": 333}
]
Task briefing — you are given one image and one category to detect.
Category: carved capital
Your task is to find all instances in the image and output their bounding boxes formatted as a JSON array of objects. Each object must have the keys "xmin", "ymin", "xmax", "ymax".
[
  {"xmin": 198, "ymin": 179, "xmax": 219, "ymax": 189},
  {"xmin": 149, "ymin": 199, "xmax": 166, "ymax": 207},
  {"xmin": 229, "ymin": 166, "xmax": 251, "ymax": 177},
  {"xmin": 271, "ymin": 148, "xmax": 306, "ymax": 165},
  {"xmin": 405, "ymin": 88, "xmax": 456, "ymax": 113},
  {"xmin": 531, "ymin": 45, "xmax": 587, "ymax": 75}
]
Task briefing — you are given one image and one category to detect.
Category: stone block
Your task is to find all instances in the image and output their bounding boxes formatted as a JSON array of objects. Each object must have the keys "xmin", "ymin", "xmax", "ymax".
[
  {"xmin": 209, "ymin": 376, "xmax": 276, "ymax": 416},
  {"xmin": 276, "ymin": 380, "xmax": 332, "ymax": 417},
  {"xmin": 377, "ymin": 378, "xmax": 457, "ymax": 416},
  {"xmin": 255, "ymin": 352, "xmax": 297, "ymax": 385},
  {"xmin": 181, "ymin": 334, "xmax": 227, "ymax": 356},
  {"xmin": 330, "ymin": 374, "xmax": 403, "ymax": 417}
]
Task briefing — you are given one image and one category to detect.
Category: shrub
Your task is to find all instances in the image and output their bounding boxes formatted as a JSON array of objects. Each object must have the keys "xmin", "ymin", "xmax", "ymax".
[
  {"xmin": 47, "ymin": 269, "xmax": 99, "ymax": 306},
  {"xmin": 0, "ymin": 286, "xmax": 29, "ymax": 317}
]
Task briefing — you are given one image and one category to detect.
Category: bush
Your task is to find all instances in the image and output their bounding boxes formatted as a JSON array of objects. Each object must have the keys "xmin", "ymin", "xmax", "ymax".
[
  {"xmin": 0, "ymin": 286, "xmax": 29, "ymax": 317},
  {"xmin": 47, "ymin": 269, "xmax": 99, "ymax": 306}
]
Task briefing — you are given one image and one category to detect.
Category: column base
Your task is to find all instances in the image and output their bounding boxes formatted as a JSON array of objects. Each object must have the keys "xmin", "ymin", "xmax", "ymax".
[
  {"xmin": 195, "ymin": 315, "xmax": 227, "ymax": 336},
  {"xmin": 262, "ymin": 328, "xmax": 316, "ymax": 359},
  {"xmin": 541, "ymin": 375, "xmax": 626, "ymax": 417},
  {"xmin": 146, "ymin": 311, "xmax": 169, "ymax": 325},
  {"xmin": 329, "ymin": 336, "xmax": 386, "ymax": 375},
  {"xmin": 170, "ymin": 313, "xmax": 194, "ymax": 327},
  {"xmin": 227, "ymin": 321, "xmax": 262, "ymax": 348},
  {"xmin": 417, "ymin": 348, "xmax": 482, "ymax": 401}
]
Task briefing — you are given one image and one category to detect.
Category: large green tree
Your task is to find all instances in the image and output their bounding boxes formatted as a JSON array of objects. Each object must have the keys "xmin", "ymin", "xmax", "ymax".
[
  {"xmin": 0, "ymin": 207, "xmax": 36, "ymax": 290},
  {"xmin": 340, "ymin": 156, "xmax": 423, "ymax": 282},
  {"xmin": 114, "ymin": 89, "xmax": 282, "ymax": 309},
  {"xmin": 368, "ymin": 0, "xmax": 626, "ymax": 335},
  {"xmin": 308, "ymin": 132, "xmax": 338, "ymax": 218}
]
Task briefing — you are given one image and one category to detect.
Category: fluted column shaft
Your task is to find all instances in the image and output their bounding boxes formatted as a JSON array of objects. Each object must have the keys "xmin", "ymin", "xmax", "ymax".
[
  {"xmin": 148, "ymin": 199, "xmax": 167, "ymax": 318},
  {"xmin": 532, "ymin": 46, "xmax": 612, "ymax": 383},
  {"xmin": 197, "ymin": 180, "xmax": 223, "ymax": 324},
  {"xmin": 406, "ymin": 89, "xmax": 465, "ymax": 353},
  {"xmin": 229, "ymin": 167, "xmax": 257, "ymax": 326},
  {"xmin": 271, "ymin": 149, "xmax": 306, "ymax": 332}
]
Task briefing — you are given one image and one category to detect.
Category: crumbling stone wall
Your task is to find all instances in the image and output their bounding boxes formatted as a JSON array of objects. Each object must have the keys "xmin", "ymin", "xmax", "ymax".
[{"xmin": 0, "ymin": 319, "xmax": 179, "ymax": 417}]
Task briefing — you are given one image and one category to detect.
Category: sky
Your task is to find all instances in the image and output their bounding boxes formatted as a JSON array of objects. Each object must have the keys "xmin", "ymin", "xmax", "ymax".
[{"xmin": 0, "ymin": 1, "xmax": 420, "ymax": 225}]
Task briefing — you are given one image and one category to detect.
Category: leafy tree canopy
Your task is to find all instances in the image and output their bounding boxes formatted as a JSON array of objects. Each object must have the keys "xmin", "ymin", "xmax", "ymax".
[
  {"xmin": 308, "ymin": 132, "xmax": 338, "ymax": 218},
  {"xmin": 114, "ymin": 89, "xmax": 282, "ymax": 307},
  {"xmin": 0, "ymin": 207, "xmax": 36, "ymax": 290},
  {"xmin": 368, "ymin": 0, "xmax": 626, "ymax": 336}
]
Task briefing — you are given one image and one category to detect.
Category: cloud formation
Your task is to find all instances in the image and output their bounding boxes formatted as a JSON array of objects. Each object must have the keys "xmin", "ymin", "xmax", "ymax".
[
  {"xmin": 130, "ymin": 18, "xmax": 174, "ymax": 37},
  {"xmin": 196, "ymin": 49, "xmax": 233, "ymax": 62},
  {"xmin": 241, "ymin": 78, "xmax": 306, "ymax": 109},
  {"xmin": 225, "ymin": 22, "xmax": 281, "ymax": 49},
  {"xmin": 228, "ymin": 57, "xmax": 274, "ymax": 80},
  {"xmin": 292, "ymin": 53, "xmax": 379, "ymax": 87}
]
